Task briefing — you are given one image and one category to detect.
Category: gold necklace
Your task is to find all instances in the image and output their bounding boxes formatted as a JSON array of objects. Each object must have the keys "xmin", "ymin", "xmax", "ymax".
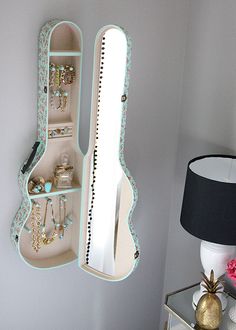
[{"xmin": 31, "ymin": 201, "xmax": 41, "ymax": 252}]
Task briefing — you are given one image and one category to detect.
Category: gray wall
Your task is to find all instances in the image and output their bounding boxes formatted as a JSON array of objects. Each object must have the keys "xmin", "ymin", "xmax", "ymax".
[
  {"xmin": 1, "ymin": 0, "xmax": 189, "ymax": 329},
  {"xmin": 162, "ymin": 0, "xmax": 236, "ymax": 327}
]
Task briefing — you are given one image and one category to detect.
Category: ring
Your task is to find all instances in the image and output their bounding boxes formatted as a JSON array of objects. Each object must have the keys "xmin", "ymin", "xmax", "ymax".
[{"xmin": 28, "ymin": 176, "xmax": 45, "ymax": 194}]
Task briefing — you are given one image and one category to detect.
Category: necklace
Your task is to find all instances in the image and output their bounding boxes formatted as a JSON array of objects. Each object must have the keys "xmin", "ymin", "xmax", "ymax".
[
  {"xmin": 31, "ymin": 201, "xmax": 41, "ymax": 252},
  {"xmin": 41, "ymin": 198, "xmax": 58, "ymax": 245},
  {"xmin": 58, "ymin": 195, "xmax": 67, "ymax": 239}
]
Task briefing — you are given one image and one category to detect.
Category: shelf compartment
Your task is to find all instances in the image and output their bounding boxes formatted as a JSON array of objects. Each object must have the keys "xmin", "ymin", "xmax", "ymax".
[
  {"xmin": 29, "ymin": 183, "xmax": 81, "ymax": 199},
  {"xmin": 48, "ymin": 121, "xmax": 74, "ymax": 128},
  {"xmin": 49, "ymin": 51, "xmax": 81, "ymax": 56},
  {"xmin": 49, "ymin": 22, "xmax": 81, "ymax": 52},
  {"xmin": 48, "ymin": 123, "xmax": 73, "ymax": 140},
  {"xmin": 20, "ymin": 191, "xmax": 81, "ymax": 268},
  {"xmin": 48, "ymin": 55, "xmax": 81, "ymax": 125}
]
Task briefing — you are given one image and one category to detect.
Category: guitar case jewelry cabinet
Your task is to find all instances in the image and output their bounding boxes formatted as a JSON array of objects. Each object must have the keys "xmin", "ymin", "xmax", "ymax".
[{"xmin": 12, "ymin": 20, "xmax": 140, "ymax": 280}]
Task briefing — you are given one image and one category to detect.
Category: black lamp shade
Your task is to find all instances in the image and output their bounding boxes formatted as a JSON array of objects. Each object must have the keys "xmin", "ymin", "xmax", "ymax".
[{"xmin": 180, "ymin": 155, "xmax": 236, "ymax": 245}]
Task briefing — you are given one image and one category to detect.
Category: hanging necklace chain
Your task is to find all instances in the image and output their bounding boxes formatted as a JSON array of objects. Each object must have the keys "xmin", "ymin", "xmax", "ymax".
[
  {"xmin": 31, "ymin": 201, "xmax": 41, "ymax": 252},
  {"xmin": 58, "ymin": 195, "xmax": 67, "ymax": 239},
  {"xmin": 41, "ymin": 198, "xmax": 58, "ymax": 245},
  {"xmin": 29, "ymin": 195, "xmax": 70, "ymax": 250}
]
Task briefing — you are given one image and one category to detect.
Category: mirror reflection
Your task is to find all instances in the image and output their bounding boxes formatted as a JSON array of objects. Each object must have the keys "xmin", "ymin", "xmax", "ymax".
[{"xmin": 86, "ymin": 27, "xmax": 128, "ymax": 275}]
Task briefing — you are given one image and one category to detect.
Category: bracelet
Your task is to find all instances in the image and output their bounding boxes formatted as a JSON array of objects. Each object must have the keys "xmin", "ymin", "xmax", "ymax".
[
  {"xmin": 49, "ymin": 63, "xmax": 75, "ymax": 112},
  {"xmin": 62, "ymin": 65, "xmax": 76, "ymax": 85}
]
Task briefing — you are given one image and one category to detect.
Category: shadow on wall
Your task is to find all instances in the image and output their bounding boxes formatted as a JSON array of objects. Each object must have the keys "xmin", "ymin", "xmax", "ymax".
[{"xmin": 175, "ymin": 132, "xmax": 236, "ymax": 183}]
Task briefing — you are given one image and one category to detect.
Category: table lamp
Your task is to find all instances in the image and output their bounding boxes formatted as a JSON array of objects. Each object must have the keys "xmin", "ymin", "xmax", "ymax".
[{"xmin": 180, "ymin": 155, "xmax": 236, "ymax": 311}]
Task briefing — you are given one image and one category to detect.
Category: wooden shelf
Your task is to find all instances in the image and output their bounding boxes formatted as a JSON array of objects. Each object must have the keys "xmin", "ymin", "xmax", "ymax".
[
  {"xmin": 48, "ymin": 121, "xmax": 74, "ymax": 129},
  {"xmin": 48, "ymin": 136, "xmax": 73, "ymax": 142},
  {"xmin": 49, "ymin": 50, "xmax": 81, "ymax": 56},
  {"xmin": 48, "ymin": 122, "xmax": 73, "ymax": 141},
  {"xmin": 48, "ymin": 115, "xmax": 73, "ymax": 127},
  {"xmin": 29, "ymin": 183, "xmax": 81, "ymax": 199}
]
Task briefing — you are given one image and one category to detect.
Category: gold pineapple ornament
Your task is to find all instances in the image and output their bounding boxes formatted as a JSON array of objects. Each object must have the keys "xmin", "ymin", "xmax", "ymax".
[{"xmin": 195, "ymin": 270, "xmax": 223, "ymax": 329}]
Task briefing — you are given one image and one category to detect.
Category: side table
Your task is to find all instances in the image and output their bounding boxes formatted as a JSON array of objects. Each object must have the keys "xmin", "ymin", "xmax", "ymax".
[{"xmin": 164, "ymin": 283, "xmax": 236, "ymax": 329}]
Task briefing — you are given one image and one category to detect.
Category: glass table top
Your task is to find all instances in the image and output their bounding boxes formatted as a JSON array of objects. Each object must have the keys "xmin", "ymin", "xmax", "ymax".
[{"xmin": 165, "ymin": 283, "xmax": 236, "ymax": 330}]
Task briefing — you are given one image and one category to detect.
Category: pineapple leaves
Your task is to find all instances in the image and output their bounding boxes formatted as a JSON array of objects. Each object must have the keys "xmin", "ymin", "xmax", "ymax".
[
  {"xmin": 201, "ymin": 270, "xmax": 224, "ymax": 294},
  {"xmin": 210, "ymin": 269, "xmax": 214, "ymax": 283}
]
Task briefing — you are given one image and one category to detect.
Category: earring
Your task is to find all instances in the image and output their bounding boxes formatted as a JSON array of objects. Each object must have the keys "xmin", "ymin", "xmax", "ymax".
[{"xmin": 62, "ymin": 65, "xmax": 75, "ymax": 85}]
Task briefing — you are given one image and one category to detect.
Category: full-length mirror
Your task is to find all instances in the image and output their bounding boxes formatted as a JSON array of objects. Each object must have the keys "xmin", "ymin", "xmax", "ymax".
[{"xmin": 80, "ymin": 25, "xmax": 139, "ymax": 280}]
